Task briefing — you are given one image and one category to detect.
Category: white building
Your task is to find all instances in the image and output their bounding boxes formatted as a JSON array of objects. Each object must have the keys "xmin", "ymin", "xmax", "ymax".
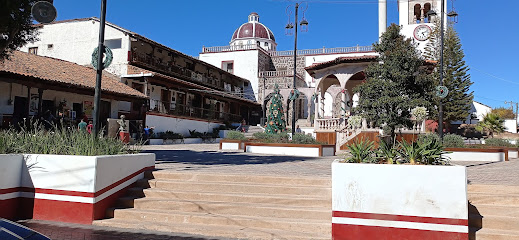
[{"xmin": 20, "ymin": 18, "xmax": 260, "ymax": 136}]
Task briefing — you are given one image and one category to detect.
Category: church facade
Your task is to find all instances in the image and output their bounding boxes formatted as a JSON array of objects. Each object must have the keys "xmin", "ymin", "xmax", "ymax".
[{"xmin": 199, "ymin": 0, "xmax": 443, "ymax": 134}]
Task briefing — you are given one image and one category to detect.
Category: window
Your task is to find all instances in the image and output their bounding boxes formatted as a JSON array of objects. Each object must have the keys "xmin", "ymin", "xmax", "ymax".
[
  {"xmin": 28, "ymin": 47, "xmax": 38, "ymax": 55},
  {"xmin": 222, "ymin": 61, "xmax": 234, "ymax": 74},
  {"xmin": 105, "ymin": 38, "xmax": 122, "ymax": 49},
  {"xmin": 47, "ymin": 44, "xmax": 53, "ymax": 49},
  {"xmin": 264, "ymin": 42, "xmax": 268, "ymax": 47}
]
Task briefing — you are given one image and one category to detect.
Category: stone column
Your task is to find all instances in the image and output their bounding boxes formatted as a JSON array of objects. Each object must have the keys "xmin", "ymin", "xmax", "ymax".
[
  {"xmin": 307, "ymin": 101, "xmax": 312, "ymax": 124},
  {"xmin": 341, "ymin": 91, "xmax": 347, "ymax": 118},
  {"xmin": 378, "ymin": 0, "xmax": 387, "ymax": 39}
]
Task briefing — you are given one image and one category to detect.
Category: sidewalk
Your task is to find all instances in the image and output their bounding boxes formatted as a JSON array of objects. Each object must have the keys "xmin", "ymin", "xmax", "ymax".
[{"xmin": 17, "ymin": 220, "xmax": 227, "ymax": 240}]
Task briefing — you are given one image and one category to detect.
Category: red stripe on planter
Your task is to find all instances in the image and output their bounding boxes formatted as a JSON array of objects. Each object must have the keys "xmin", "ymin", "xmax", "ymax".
[
  {"xmin": 94, "ymin": 166, "xmax": 154, "ymax": 197},
  {"xmin": 0, "ymin": 187, "xmax": 20, "ymax": 195},
  {"xmin": 333, "ymin": 211, "xmax": 468, "ymax": 226},
  {"xmin": 332, "ymin": 223, "xmax": 468, "ymax": 240},
  {"xmin": 30, "ymin": 188, "xmax": 94, "ymax": 197}
]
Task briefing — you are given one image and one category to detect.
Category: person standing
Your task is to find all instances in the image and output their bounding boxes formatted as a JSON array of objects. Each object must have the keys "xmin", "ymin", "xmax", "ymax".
[
  {"xmin": 78, "ymin": 119, "xmax": 87, "ymax": 132},
  {"xmin": 86, "ymin": 121, "xmax": 93, "ymax": 134},
  {"xmin": 295, "ymin": 125, "xmax": 302, "ymax": 133}
]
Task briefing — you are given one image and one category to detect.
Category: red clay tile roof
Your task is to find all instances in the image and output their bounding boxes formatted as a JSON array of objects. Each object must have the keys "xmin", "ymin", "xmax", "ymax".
[
  {"xmin": 305, "ymin": 55, "xmax": 378, "ymax": 72},
  {"xmin": 0, "ymin": 51, "xmax": 147, "ymax": 99}
]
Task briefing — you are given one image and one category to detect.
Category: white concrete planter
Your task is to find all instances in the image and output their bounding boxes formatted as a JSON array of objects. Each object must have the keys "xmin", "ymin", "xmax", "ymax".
[
  {"xmin": 445, "ymin": 148, "xmax": 509, "ymax": 162},
  {"xmin": 244, "ymin": 142, "xmax": 335, "ymax": 157},
  {"xmin": 219, "ymin": 139, "xmax": 245, "ymax": 150},
  {"xmin": 0, "ymin": 153, "xmax": 155, "ymax": 224},
  {"xmin": 219, "ymin": 130, "xmax": 233, "ymax": 139},
  {"xmin": 149, "ymin": 138, "xmax": 164, "ymax": 145},
  {"xmin": 332, "ymin": 161, "xmax": 468, "ymax": 239}
]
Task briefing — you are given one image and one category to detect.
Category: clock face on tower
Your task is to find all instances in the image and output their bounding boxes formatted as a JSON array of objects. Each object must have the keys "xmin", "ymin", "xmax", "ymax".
[{"xmin": 413, "ymin": 25, "xmax": 432, "ymax": 41}]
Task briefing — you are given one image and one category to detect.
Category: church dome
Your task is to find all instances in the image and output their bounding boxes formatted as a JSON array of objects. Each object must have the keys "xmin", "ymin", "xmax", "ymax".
[{"xmin": 231, "ymin": 13, "xmax": 276, "ymax": 42}]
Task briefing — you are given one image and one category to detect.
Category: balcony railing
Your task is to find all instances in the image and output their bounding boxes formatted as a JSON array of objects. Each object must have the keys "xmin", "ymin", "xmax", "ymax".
[
  {"xmin": 202, "ymin": 44, "xmax": 262, "ymax": 53},
  {"xmin": 150, "ymin": 100, "xmax": 242, "ymax": 123},
  {"xmin": 270, "ymin": 46, "xmax": 374, "ymax": 57},
  {"xmin": 315, "ymin": 118, "xmax": 345, "ymax": 131},
  {"xmin": 259, "ymin": 70, "xmax": 304, "ymax": 80},
  {"xmin": 130, "ymin": 51, "xmax": 223, "ymax": 90},
  {"xmin": 201, "ymin": 45, "xmax": 374, "ymax": 57}
]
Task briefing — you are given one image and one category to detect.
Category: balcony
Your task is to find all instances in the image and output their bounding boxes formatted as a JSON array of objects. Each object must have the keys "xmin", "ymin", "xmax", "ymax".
[
  {"xmin": 259, "ymin": 70, "xmax": 304, "ymax": 80},
  {"xmin": 202, "ymin": 44, "xmax": 265, "ymax": 53},
  {"xmin": 150, "ymin": 100, "xmax": 242, "ymax": 123},
  {"xmin": 130, "ymin": 51, "xmax": 223, "ymax": 91}
]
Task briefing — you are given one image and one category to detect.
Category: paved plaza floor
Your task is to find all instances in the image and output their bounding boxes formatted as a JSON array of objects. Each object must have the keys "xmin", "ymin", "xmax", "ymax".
[{"xmin": 17, "ymin": 143, "xmax": 519, "ymax": 239}]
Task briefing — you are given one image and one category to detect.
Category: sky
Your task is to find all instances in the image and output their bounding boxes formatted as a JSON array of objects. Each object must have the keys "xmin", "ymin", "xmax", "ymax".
[{"xmin": 51, "ymin": 0, "xmax": 519, "ymax": 109}]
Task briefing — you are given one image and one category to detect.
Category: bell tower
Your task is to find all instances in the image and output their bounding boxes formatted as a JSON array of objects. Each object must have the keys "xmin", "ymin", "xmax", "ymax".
[{"xmin": 398, "ymin": 0, "xmax": 444, "ymax": 55}]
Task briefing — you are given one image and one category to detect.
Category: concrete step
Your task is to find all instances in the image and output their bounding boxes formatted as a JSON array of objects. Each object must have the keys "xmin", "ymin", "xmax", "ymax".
[
  {"xmin": 137, "ymin": 179, "xmax": 331, "ymax": 197},
  {"xmin": 132, "ymin": 198, "xmax": 331, "ymax": 220},
  {"xmin": 111, "ymin": 208, "xmax": 331, "ymax": 235},
  {"xmin": 145, "ymin": 171, "xmax": 331, "ymax": 187},
  {"xmin": 126, "ymin": 187, "xmax": 331, "ymax": 208},
  {"xmin": 469, "ymin": 214, "xmax": 519, "ymax": 231},
  {"xmin": 470, "ymin": 227, "xmax": 519, "ymax": 240},
  {"xmin": 469, "ymin": 204, "xmax": 519, "ymax": 218},
  {"xmin": 469, "ymin": 193, "xmax": 519, "ymax": 206},
  {"xmin": 468, "ymin": 184, "xmax": 519, "ymax": 195},
  {"xmin": 94, "ymin": 218, "xmax": 330, "ymax": 240}
]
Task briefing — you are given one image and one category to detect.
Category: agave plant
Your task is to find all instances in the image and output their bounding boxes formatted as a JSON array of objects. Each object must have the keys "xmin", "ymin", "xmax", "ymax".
[
  {"xmin": 397, "ymin": 140, "xmax": 424, "ymax": 165},
  {"xmin": 398, "ymin": 139, "xmax": 450, "ymax": 165},
  {"xmin": 377, "ymin": 140, "xmax": 398, "ymax": 164},
  {"xmin": 346, "ymin": 139, "xmax": 375, "ymax": 163}
]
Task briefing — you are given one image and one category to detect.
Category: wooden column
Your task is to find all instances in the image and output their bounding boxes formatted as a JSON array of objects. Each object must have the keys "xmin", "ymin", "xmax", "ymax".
[
  {"xmin": 38, "ymin": 88, "xmax": 44, "ymax": 117},
  {"xmin": 26, "ymin": 86, "xmax": 31, "ymax": 118}
]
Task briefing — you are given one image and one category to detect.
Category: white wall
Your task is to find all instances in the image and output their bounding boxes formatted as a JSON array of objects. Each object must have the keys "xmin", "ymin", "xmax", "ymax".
[
  {"xmin": 20, "ymin": 19, "xmax": 131, "ymax": 77},
  {"xmin": 199, "ymin": 50, "xmax": 259, "ymax": 100},
  {"xmin": 504, "ymin": 119, "xmax": 517, "ymax": 133},
  {"xmin": 146, "ymin": 114, "xmax": 221, "ymax": 136}
]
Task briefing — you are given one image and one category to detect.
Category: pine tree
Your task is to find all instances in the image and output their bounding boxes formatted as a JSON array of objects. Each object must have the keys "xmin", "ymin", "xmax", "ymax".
[
  {"xmin": 425, "ymin": 21, "xmax": 473, "ymax": 128},
  {"xmin": 265, "ymin": 84, "xmax": 287, "ymax": 134},
  {"xmin": 353, "ymin": 24, "xmax": 435, "ymax": 140},
  {"xmin": 0, "ymin": 0, "xmax": 39, "ymax": 60}
]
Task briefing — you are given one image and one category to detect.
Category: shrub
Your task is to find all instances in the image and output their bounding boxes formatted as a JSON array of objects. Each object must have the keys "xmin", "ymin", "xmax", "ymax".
[
  {"xmin": 347, "ymin": 115, "xmax": 362, "ymax": 129},
  {"xmin": 188, "ymin": 129, "xmax": 204, "ymax": 138},
  {"xmin": 252, "ymin": 132, "xmax": 270, "ymax": 141},
  {"xmin": 417, "ymin": 133, "xmax": 440, "ymax": 145},
  {"xmin": 292, "ymin": 134, "xmax": 318, "ymax": 144},
  {"xmin": 158, "ymin": 131, "xmax": 183, "ymax": 140},
  {"xmin": 485, "ymin": 138, "xmax": 513, "ymax": 147},
  {"xmin": 442, "ymin": 134, "xmax": 465, "ymax": 148},
  {"xmin": 269, "ymin": 132, "xmax": 290, "ymax": 143},
  {"xmin": 0, "ymin": 123, "xmax": 140, "ymax": 156},
  {"xmin": 225, "ymin": 131, "xmax": 246, "ymax": 141},
  {"xmin": 397, "ymin": 139, "xmax": 449, "ymax": 165}
]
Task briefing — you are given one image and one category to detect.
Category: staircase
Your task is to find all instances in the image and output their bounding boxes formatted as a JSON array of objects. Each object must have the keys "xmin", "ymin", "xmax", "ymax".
[
  {"xmin": 468, "ymin": 184, "xmax": 519, "ymax": 240},
  {"xmin": 244, "ymin": 125, "xmax": 265, "ymax": 139},
  {"xmin": 94, "ymin": 171, "xmax": 331, "ymax": 240}
]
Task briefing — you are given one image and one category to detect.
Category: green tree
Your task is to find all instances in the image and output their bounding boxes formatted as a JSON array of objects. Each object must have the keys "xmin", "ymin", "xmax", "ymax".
[
  {"xmin": 0, "ymin": 0, "xmax": 39, "ymax": 60},
  {"xmin": 424, "ymin": 20, "xmax": 473, "ymax": 128},
  {"xmin": 476, "ymin": 113, "xmax": 505, "ymax": 138},
  {"xmin": 491, "ymin": 107, "xmax": 515, "ymax": 119},
  {"xmin": 353, "ymin": 24, "xmax": 435, "ymax": 140},
  {"xmin": 265, "ymin": 84, "xmax": 286, "ymax": 134}
]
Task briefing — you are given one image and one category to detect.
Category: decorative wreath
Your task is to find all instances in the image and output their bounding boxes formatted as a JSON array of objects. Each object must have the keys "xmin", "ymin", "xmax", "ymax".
[
  {"xmin": 91, "ymin": 46, "xmax": 113, "ymax": 70},
  {"xmin": 288, "ymin": 89, "xmax": 301, "ymax": 101},
  {"xmin": 436, "ymin": 86, "xmax": 449, "ymax": 99}
]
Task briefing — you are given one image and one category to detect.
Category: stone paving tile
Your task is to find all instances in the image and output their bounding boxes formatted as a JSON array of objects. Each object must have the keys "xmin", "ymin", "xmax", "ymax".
[
  {"xmin": 142, "ymin": 144, "xmax": 519, "ymax": 185},
  {"xmin": 17, "ymin": 220, "xmax": 227, "ymax": 240}
]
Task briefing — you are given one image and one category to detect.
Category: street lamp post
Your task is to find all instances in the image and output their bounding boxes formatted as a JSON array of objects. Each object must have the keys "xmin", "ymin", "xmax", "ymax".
[
  {"xmin": 428, "ymin": 0, "xmax": 458, "ymax": 141},
  {"xmin": 93, "ymin": 0, "xmax": 107, "ymax": 137},
  {"xmin": 286, "ymin": 2, "xmax": 308, "ymax": 135}
]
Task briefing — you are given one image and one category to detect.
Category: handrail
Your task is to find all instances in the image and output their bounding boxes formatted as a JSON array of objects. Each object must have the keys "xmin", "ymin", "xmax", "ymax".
[
  {"xmin": 258, "ymin": 70, "xmax": 304, "ymax": 80},
  {"xmin": 150, "ymin": 100, "xmax": 242, "ymax": 122}
]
